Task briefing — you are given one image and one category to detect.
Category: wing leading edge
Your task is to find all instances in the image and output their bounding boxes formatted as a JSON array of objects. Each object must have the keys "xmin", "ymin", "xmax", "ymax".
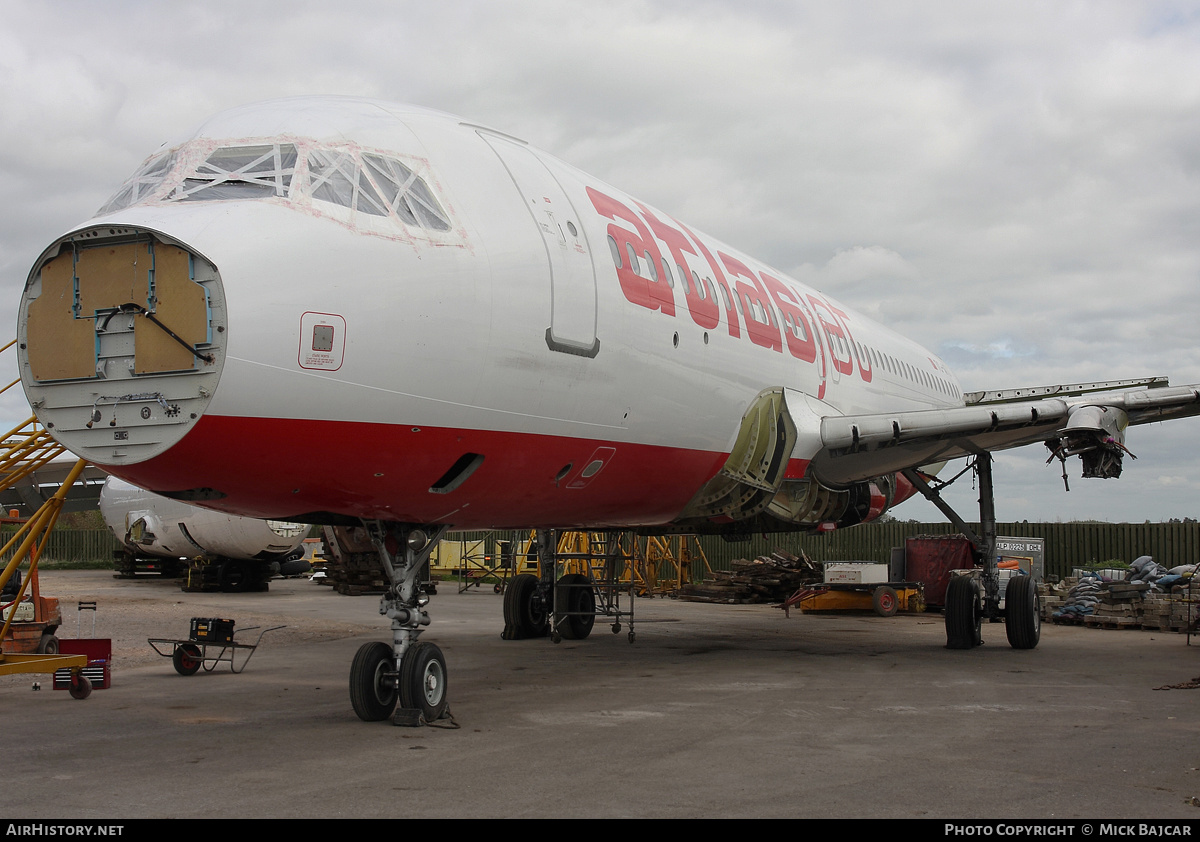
[{"xmin": 809, "ymin": 380, "xmax": 1200, "ymax": 486}]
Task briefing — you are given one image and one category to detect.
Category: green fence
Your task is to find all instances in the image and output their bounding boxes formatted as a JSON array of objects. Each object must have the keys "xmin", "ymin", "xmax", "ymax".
[
  {"xmin": 692, "ymin": 521, "xmax": 1200, "ymax": 581},
  {"xmin": 11, "ymin": 522, "xmax": 1196, "ymax": 579},
  {"xmin": 0, "ymin": 527, "xmax": 122, "ymax": 565},
  {"xmin": 441, "ymin": 524, "xmax": 1199, "ymax": 583}
]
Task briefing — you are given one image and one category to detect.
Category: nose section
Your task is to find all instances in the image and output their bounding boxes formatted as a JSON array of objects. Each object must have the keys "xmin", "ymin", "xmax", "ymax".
[{"xmin": 18, "ymin": 224, "xmax": 227, "ymax": 467}]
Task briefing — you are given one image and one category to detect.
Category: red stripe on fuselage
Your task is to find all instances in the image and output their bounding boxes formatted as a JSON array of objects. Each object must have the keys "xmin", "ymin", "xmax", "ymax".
[
  {"xmin": 892, "ymin": 470, "xmax": 918, "ymax": 507},
  {"xmin": 105, "ymin": 415, "xmax": 755, "ymax": 529}
]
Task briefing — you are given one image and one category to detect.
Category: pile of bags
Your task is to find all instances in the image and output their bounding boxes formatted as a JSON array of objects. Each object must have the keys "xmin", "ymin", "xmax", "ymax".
[
  {"xmin": 1127, "ymin": 555, "xmax": 1195, "ymax": 591},
  {"xmin": 1052, "ymin": 571, "xmax": 1104, "ymax": 622},
  {"xmin": 1052, "ymin": 556, "xmax": 1197, "ymax": 624}
]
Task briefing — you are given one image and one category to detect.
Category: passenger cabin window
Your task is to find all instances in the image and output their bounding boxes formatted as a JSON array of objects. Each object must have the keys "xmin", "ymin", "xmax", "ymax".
[
  {"xmin": 792, "ymin": 314, "xmax": 808, "ymax": 341},
  {"xmin": 678, "ymin": 265, "xmax": 692, "ymax": 294},
  {"xmin": 608, "ymin": 235, "xmax": 623, "ymax": 268},
  {"xmin": 625, "ymin": 244, "xmax": 641, "ymax": 275}
]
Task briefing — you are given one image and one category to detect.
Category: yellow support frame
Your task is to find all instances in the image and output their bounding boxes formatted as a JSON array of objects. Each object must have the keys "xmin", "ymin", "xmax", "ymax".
[
  {"xmin": 0, "ymin": 459, "xmax": 89, "ymax": 677},
  {"xmin": 628, "ymin": 535, "xmax": 712, "ymax": 596},
  {"xmin": 513, "ymin": 531, "xmax": 713, "ymax": 597}
]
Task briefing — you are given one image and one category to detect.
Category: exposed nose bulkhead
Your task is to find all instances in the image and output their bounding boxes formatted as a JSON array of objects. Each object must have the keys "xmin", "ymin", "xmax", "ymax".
[{"xmin": 18, "ymin": 225, "xmax": 226, "ymax": 467}]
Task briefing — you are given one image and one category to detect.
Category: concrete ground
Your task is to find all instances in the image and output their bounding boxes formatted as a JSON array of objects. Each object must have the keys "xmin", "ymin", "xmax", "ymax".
[{"xmin": 2, "ymin": 570, "xmax": 1198, "ymax": 819}]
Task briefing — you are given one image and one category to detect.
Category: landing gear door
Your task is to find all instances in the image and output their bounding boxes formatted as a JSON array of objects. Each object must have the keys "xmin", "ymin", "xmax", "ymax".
[{"xmin": 478, "ymin": 132, "xmax": 599, "ymax": 358}]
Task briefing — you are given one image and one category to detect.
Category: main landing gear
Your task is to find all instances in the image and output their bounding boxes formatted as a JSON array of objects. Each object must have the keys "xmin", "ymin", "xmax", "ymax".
[
  {"xmin": 902, "ymin": 455, "xmax": 1040, "ymax": 651},
  {"xmin": 502, "ymin": 571, "xmax": 600, "ymax": 641},
  {"xmin": 502, "ymin": 572, "xmax": 550, "ymax": 639},
  {"xmin": 502, "ymin": 530, "xmax": 634, "ymax": 644},
  {"xmin": 348, "ymin": 522, "xmax": 456, "ymax": 727}
]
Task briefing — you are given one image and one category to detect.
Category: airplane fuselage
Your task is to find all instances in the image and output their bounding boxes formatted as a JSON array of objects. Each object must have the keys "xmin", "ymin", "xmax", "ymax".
[
  {"xmin": 100, "ymin": 477, "xmax": 306, "ymax": 562},
  {"xmin": 17, "ymin": 97, "xmax": 962, "ymax": 532}
]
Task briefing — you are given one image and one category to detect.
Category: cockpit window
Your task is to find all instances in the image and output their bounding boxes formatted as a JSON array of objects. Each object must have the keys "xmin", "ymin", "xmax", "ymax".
[
  {"xmin": 95, "ymin": 138, "xmax": 454, "ymax": 239},
  {"xmin": 97, "ymin": 151, "xmax": 178, "ymax": 215},
  {"xmin": 362, "ymin": 153, "xmax": 450, "ymax": 230},
  {"xmin": 177, "ymin": 144, "xmax": 297, "ymax": 202},
  {"xmin": 309, "ymin": 149, "xmax": 450, "ymax": 231},
  {"xmin": 308, "ymin": 149, "xmax": 381, "ymax": 215}
]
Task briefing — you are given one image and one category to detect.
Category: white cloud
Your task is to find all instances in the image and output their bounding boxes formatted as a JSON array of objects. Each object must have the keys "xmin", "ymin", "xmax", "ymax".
[{"xmin": 3, "ymin": 0, "xmax": 1200, "ymax": 522}]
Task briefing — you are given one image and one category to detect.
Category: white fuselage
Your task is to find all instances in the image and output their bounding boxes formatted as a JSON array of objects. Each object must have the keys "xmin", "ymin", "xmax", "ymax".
[
  {"xmin": 17, "ymin": 97, "xmax": 962, "ymax": 531},
  {"xmin": 99, "ymin": 477, "xmax": 306, "ymax": 561}
]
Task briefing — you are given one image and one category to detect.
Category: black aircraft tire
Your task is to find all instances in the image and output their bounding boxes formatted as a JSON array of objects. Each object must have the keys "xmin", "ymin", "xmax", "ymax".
[
  {"xmin": 872, "ymin": 585, "xmax": 899, "ymax": 618},
  {"xmin": 503, "ymin": 573, "xmax": 548, "ymax": 638},
  {"xmin": 557, "ymin": 574, "xmax": 596, "ymax": 640},
  {"xmin": 502, "ymin": 574, "xmax": 519, "ymax": 628},
  {"xmin": 349, "ymin": 641, "xmax": 397, "ymax": 721},
  {"xmin": 399, "ymin": 641, "xmax": 448, "ymax": 722},
  {"xmin": 1005, "ymin": 575, "xmax": 1041, "ymax": 650},
  {"xmin": 945, "ymin": 576, "xmax": 982, "ymax": 649}
]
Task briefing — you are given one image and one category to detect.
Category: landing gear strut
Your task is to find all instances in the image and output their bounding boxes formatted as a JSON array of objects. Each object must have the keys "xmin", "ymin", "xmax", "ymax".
[
  {"xmin": 348, "ymin": 522, "xmax": 454, "ymax": 726},
  {"xmin": 903, "ymin": 455, "xmax": 1040, "ymax": 651}
]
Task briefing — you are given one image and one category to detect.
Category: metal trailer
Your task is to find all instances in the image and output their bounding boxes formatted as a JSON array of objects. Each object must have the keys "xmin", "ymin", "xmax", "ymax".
[{"xmin": 782, "ymin": 581, "xmax": 925, "ymax": 617}]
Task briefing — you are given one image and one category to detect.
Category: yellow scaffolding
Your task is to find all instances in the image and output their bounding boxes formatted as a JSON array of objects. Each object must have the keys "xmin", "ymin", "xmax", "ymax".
[
  {"xmin": 513, "ymin": 530, "xmax": 713, "ymax": 596},
  {"xmin": 0, "ymin": 458, "xmax": 91, "ymax": 694},
  {"xmin": 434, "ymin": 534, "xmax": 509, "ymax": 594},
  {"xmin": 0, "ymin": 340, "xmax": 68, "ymax": 488},
  {"xmin": 630, "ymin": 535, "xmax": 713, "ymax": 597},
  {"xmin": 0, "ymin": 339, "xmax": 93, "ymax": 694}
]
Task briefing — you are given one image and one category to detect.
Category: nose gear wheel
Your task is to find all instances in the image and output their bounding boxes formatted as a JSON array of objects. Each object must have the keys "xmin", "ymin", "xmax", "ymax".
[
  {"xmin": 399, "ymin": 641, "xmax": 448, "ymax": 722},
  {"xmin": 349, "ymin": 641, "xmax": 398, "ymax": 721}
]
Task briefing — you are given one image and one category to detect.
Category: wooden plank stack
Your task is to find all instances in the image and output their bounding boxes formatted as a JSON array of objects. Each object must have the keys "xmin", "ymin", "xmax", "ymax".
[{"xmin": 679, "ymin": 548, "xmax": 823, "ymax": 604}]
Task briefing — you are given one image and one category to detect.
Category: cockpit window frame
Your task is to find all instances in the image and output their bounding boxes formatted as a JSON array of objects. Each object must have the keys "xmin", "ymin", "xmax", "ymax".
[
  {"xmin": 176, "ymin": 143, "xmax": 298, "ymax": 203},
  {"xmin": 95, "ymin": 137, "xmax": 456, "ymax": 241}
]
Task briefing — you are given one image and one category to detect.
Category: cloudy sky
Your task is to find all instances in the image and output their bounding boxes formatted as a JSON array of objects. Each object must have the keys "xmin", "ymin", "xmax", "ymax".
[{"xmin": 2, "ymin": 1, "xmax": 1199, "ymax": 526}]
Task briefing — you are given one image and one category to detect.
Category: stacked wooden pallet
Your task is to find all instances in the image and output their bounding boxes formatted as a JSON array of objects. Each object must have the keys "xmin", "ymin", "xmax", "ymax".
[
  {"xmin": 1142, "ymin": 587, "xmax": 1198, "ymax": 632},
  {"xmin": 1083, "ymin": 580, "xmax": 1197, "ymax": 631},
  {"xmin": 1085, "ymin": 582, "xmax": 1151, "ymax": 628},
  {"xmin": 678, "ymin": 549, "xmax": 822, "ymax": 604},
  {"xmin": 1038, "ymin": 580, "xmax": 1066, "ymax": 620}
]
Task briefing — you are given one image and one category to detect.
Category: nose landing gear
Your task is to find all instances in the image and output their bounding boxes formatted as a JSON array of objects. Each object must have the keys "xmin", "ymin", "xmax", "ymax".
[{"xmin": 348, "ymin": 522, "xmax": 456, "ymax": 727}]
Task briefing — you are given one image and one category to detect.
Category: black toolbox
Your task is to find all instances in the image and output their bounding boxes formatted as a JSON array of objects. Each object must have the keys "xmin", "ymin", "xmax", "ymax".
[{"xmin": 190, "ymin": 617, "xmax": 235, "ymax": 643}]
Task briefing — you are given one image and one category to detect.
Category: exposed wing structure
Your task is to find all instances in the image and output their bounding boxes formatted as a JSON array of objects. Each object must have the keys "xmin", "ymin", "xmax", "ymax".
[
  {"xmin": 811, "ymin": 380, "xmax": 1200, "ymax": 485},
  {"xmin": 815, "ymin": 398, "xmax": 1069, "ymax": 484}
]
